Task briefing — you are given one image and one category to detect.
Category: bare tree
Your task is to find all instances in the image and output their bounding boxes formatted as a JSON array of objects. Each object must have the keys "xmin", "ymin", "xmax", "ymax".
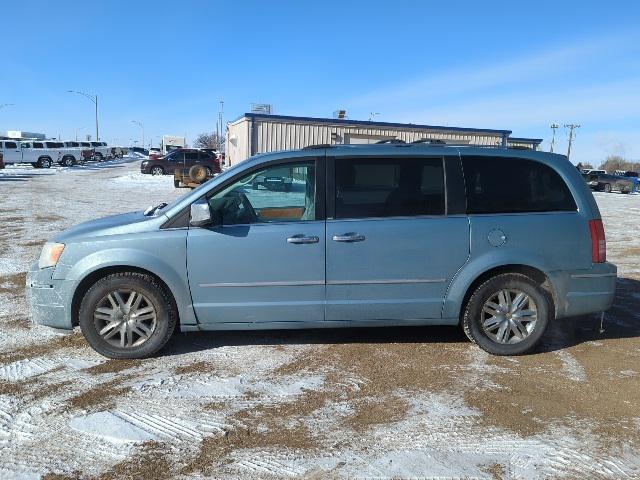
[
  {"xmin": 194, "ymin": 132, "xmax": 224, "ymax": 150},
  {"xmin": 599, "ymin": 155, "xmax": 639, "ymax": 172}
]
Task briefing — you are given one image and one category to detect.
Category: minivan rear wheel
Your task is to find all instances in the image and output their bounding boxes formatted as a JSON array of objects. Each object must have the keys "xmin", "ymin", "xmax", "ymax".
[
  {"xmin": 79, "ymin": 272, "xmax": 177, "ymax": 359},
  {"xmin": 462, "ymin": 273, "xmax": 550, "ymax": 355}
]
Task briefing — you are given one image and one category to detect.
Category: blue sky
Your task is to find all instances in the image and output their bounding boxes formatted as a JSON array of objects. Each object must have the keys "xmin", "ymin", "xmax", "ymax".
[{"xmin": 1, "ymin": 0, "xmax": 639, "ymax": 165}]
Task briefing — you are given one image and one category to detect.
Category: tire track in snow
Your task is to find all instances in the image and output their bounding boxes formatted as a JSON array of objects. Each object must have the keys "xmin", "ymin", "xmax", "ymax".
[
  {"xmin": 0, "ymin": 357, "xmax": 58, "ymax": 381},
  {"xmin": 115, "ymin": 410, "xmax": 227, "ymax": 440},
  {"xmin": 235, "ymin": 457, "xmax": 302, "ymax": 476}
]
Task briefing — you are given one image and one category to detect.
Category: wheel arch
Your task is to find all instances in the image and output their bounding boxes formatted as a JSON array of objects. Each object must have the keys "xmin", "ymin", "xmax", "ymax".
[
  {"xmin": 447, "ymin": 263, "xmax": 557, "ymax": 324},
  {"xmin": 70, "ymin": 265, "xmax": 181, "ymax": 331}
]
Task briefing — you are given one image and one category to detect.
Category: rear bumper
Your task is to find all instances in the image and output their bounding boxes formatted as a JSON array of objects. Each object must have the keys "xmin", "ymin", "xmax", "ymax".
[
  {"xmin": 26, "ymin": 263, "xmax": 74, "ymax": 330},
  {"xmin": 549, "ymin": 262, "xmax": 617, "ymax": 318}
]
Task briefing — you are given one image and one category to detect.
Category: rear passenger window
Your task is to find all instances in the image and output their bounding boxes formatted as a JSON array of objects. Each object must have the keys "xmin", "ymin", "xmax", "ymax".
[
  {"xmin": 335, "ymin": 157, "xmax": 445, "ymax": 219},
  {"xmin": 462, "ymin": 156, "xmax": 577, "ymax": 214},
  {"xmin": 33, "ymin": 143, "xmax": 43, "ymax": 149},
  {"xmin": 5, "ymin": 142, "xmax": 17, "ymax": 149}
]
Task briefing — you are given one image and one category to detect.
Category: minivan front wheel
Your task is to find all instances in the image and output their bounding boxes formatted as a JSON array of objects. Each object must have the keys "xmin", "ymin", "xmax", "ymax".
[
  {"xmin": 79, "ymin": 272, "xmax": 177, "ymax": 359},
  {"xmin": 462, "ymin": 273, "xmax": 550, "ymax": 355}
]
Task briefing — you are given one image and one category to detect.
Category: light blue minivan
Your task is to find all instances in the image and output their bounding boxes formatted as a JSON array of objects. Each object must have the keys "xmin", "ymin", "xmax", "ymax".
[{"xmin": 27, "ymin": 144, "xmax": 617, "ymax": 358}]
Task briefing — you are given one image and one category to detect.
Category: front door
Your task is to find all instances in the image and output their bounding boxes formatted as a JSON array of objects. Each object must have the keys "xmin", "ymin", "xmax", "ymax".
[
  {"xmin": 326, "ymin": 156, "xmax": 469, "ymax": 322},
  {"xmin": 187, "ymin": 158, "xmax": 325, "ymax": 325}
]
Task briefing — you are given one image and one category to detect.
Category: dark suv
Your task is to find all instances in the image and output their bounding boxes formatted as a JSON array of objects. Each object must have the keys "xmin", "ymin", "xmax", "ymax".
[
  {"xmin": 140, "ymin": 148, "xmax": 221, "ymax": 176},
  {"xmin": 583, "ymin": 172, "xmax": 634, "ymax": 193}
]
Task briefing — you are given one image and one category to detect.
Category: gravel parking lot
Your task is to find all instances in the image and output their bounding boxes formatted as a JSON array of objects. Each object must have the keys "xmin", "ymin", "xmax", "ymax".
[{"xmin": 0, "ymin": 159, "xmax": 639, "ymax": 479}]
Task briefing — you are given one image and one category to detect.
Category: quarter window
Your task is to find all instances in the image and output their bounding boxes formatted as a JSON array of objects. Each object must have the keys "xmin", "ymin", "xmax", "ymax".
[
  {"xmin": 207, "ymin": 161, "xmax": 316, "ymax": 225},
  {"xmin": 334, "ymin": 157, "xmax": 445, "ymax": 219},
  {"xmin": 462, "ymin": 156, "xmax": 577, "ymax": 214}
]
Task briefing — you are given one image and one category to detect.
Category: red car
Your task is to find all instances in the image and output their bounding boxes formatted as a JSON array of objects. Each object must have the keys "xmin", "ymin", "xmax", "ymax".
[{"xmin": 140, "ymin": 148, "xmax": 221, "ymax": 176}]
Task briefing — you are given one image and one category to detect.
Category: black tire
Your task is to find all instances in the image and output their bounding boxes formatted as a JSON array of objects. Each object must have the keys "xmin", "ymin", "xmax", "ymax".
[
  {"xmin": 79, "ymin": 272, "xmax": 177, "ymax": 359},
  {"xmin": 62, "ymin": 156, "xmax": 74, "ymax": 167},
  {"xmin": 150, "ymin": 166, "xmax": 164, "ymax": 176},
  {"xmin": 462, "ymin": 273, "xmax": 551, "ymax": 355},
  {"xmin": 604, "ymin": 183, "xmax": 612, "ymax": 193},
  {"xmin": 31, "ymin": 162, "xmax": 40, "ymax": 169},
  {"xmin": 189, "ymin": 164, "xmax": 208, "ymax": 183},
  {"xmin": 205, "ymin": 167, "xmax": 213, "ymax": 176},
  {"xmin": 38, "ymin": 157, "xmax": 52, "ymax": 169},
  {"xmin": 174, "ymin": 178, "xmax": 180, "ymax": 188},
  {"xmin": 94, "ymin": 153, "xmax": 104, "ymax": 162}
]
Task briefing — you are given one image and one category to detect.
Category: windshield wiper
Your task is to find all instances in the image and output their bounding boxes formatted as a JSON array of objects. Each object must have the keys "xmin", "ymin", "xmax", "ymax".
[{"xmin": 144, "ymin": 202, "xmax": 168, "ymax": 216}]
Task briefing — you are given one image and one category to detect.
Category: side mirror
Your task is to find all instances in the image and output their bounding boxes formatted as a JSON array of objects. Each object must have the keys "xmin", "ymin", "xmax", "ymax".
[{"xmin": 190, "ymin": 200, "xmax": 214, "ymax": 227}]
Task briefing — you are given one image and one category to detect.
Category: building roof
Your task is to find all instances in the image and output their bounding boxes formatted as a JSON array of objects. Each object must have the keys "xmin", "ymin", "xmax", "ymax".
[
  {"xmin": 508, "ymin": 137, "xmax": 543, "ymax": 145},
  {"xmin": 232, "ymin": 113, "xmax": 512, "ymax": 136}
]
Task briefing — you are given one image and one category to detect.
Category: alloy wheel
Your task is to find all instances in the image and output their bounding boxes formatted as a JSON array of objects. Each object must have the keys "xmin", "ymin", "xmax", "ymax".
[
  {"xmin": 480, "ymin": 289, "xmax": 538, "ymax": 344},
  {"xmin": 93, "ymin": 289, "xmax": 157, "ymax": 348}
]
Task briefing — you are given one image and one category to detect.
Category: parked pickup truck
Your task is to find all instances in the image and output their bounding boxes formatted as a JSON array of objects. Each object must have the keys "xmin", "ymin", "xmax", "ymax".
[
  {"xmin": 0, "ymin": 140, "xmax": 54, "ymax": 168},
  {"xmin": 63, "ymin": 142, "xmax": 93, "ymax": 165},
  {"xmin": 89, "ymin": 141, "xmax": 112, "ymax": 161}
]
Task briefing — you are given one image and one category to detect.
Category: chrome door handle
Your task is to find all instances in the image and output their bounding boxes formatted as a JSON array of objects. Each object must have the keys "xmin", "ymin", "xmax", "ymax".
[
  {"xmin": 332, "ymin": 233, "xmax": 366, "ymax": 242},
  {"xmin": 287, "ymin": 234, "xmax": 319, "ymax": 244}
]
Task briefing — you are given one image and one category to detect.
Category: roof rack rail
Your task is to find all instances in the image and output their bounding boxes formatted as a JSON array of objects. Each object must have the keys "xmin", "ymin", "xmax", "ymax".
[
  {"xmin": 411, "ymin": 138, "xmax": 447, "ymax": 145},
  {"xmin": 302, "ymin": 143, "xmax": 332, "ymax": 149},
  {"xmin": 375, "ymin": 138, "xmax": 406, "ymax": 144}
]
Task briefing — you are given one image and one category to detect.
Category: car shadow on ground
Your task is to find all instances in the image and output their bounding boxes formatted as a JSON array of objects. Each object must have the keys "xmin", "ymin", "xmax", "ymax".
[
  {"xmin": 164, "ymin": 325, "xmax": 466, "ymax": 357},
  {"xmin": 162, "ymin": 277, "xmax": 640, "ymax": 357},
  {"xmin": 0, "ymin": 173, "xmax": 35, "ymax": 181}
]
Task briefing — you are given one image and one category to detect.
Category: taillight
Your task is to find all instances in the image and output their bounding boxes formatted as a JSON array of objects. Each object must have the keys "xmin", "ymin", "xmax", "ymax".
[{"xmin": 588, "ymin": 219, "xmax": 606, "ymax": 263}]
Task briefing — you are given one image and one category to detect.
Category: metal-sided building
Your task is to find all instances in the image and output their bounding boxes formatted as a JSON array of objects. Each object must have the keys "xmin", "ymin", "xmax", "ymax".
[{"xmin": 225, "ymin": 113, "xmax": 541, "ymax": 166}]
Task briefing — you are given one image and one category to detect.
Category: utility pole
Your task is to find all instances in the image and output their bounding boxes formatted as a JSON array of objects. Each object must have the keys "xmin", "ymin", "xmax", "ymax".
[
  {"xmin": 549, "ymin": 123, "xmax": 559, "ymax": 153},
  {"xmin": 565, "ymin": 123, "xmax": 580, "ymax": 161}
]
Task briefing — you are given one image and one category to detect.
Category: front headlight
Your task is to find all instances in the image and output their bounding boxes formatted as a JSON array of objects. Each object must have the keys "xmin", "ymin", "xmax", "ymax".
[{"xmin": 39, "ymin": 243, "xmax": 65, "ymax": 269}]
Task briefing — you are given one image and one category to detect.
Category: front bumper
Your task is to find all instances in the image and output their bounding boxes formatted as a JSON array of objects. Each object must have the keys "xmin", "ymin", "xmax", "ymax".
[
  {"xmin": 26, "ymin": 263, "xmax": 74, "ymax": 330},
  {"xmin": 549, "ymin": 262, "xmax": 617, "ymax": 318}
]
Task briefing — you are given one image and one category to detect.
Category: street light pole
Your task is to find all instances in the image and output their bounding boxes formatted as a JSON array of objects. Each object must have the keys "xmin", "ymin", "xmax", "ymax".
[
  {"xmin": 131, "ymin": 120, "xmax": 144, "ymax": 149},
  {"xmin": 67, "ymin": 91, "xmax": 99, "ymax": 141}
]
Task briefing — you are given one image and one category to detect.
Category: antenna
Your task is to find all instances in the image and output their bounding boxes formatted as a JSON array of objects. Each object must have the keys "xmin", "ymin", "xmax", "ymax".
[
  {"xmin": 368, "ymin": 112, "xmax": 380, "ymax": 121},
  {"xmin": 564, "ymin": 123, "xmax": 580, "ymax": 161}
]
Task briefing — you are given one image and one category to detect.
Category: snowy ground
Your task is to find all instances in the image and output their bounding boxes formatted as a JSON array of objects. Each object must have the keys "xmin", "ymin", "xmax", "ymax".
[{"xmin": 0, "ymin": 160, "xmax": 639, "ymax": 479}]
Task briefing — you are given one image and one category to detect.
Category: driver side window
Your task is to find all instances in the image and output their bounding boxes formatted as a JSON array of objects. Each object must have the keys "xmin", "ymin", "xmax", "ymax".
[{"xmin": 208, "ymin": 161, "xmax": 316, "ymax": 225}]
